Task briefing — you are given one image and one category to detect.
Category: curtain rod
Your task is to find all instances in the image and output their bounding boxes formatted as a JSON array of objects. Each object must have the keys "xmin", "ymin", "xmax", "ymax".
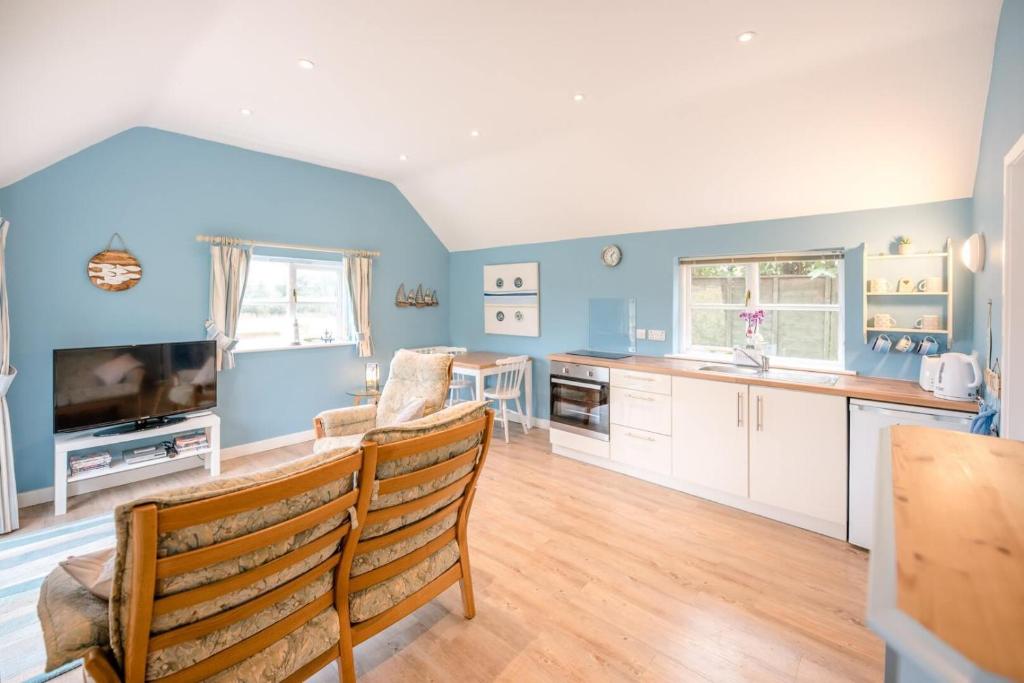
[{"xmin": 195, "ymin": 234, "xmax": 380, "ymax": 258}]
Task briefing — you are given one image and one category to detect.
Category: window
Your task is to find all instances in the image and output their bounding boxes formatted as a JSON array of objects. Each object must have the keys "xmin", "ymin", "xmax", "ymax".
[
  {"xmin": 236, "ymin": 255, "xmax": 355, "ymax": 351},
  {"xmin": 679, "ymin": 251, "xmax": 844, "ymax": 368}
]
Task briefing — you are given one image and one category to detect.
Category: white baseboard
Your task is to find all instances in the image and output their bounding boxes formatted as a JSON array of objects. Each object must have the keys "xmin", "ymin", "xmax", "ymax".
[
  {"xmin": 502, "ymin": 413, "xmax": 550, "ymax": 429},
  {"xmin": 17, "ymin": 429, "xmax": 316, "ymax": 509}
]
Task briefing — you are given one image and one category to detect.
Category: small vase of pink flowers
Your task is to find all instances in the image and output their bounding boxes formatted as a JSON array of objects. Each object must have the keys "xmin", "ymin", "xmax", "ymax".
[{"xmin": 739, "ymin": 309, "xmax": 765, "ymax": 348}]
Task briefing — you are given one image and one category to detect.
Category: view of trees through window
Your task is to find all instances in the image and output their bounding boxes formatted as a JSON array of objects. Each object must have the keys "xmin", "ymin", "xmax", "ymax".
[
  {"xmin": 237, "ymin": 256, "xmax": 352, "ymax": 348},
  {"xmin": 685, "ymin": 258, "xmax": 842, "ymax": 363}
]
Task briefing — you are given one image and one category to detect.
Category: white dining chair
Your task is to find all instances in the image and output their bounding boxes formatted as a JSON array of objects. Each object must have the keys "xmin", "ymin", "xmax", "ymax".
[
  {"xmin": 483, "ymin": 355, "xmax": 530, "ymax": 443},
  {"xmin": 410, "ymin": 346, "xmax": 474, "ymax": 405}
]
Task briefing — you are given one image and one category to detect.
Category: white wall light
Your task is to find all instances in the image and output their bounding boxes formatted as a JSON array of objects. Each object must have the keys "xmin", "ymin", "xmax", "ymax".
[{"xmin": 962, "ymin": 233, "xmax": 986, "ymax": 272}]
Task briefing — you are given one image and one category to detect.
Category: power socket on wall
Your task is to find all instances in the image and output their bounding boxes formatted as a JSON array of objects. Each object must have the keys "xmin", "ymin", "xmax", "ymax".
[
  {"xmin": 647, "ymin": 329, "xmax": 666, "ymax": 342},
  {"xmin": 635, "ymin": 328, "xmax": 646, "ymax": 340}
]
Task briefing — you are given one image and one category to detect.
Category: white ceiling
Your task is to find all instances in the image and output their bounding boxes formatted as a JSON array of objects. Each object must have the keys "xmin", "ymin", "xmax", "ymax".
[{"xmin": 0, "ymin": 1, "xmax": 1002, "ymax": 251}]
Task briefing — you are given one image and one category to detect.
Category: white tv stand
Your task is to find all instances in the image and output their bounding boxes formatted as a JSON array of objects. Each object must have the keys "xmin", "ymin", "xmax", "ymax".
[{"xmin": 53, "ymin": 412, "xmax": 220, "ymax": 515}]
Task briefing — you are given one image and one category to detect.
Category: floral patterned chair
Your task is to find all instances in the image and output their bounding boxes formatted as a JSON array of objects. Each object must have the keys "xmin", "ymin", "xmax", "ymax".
[
  {"xmin": 337, "ymin": 401, "xmax": 494, "ymax": 681},
  {"xmin": 313, "ymin": 349, "xmax": 453, "ymax": 455},
  {"xmin": 36, "ymin": 444, "xmax": 376, "ymax": 683}
]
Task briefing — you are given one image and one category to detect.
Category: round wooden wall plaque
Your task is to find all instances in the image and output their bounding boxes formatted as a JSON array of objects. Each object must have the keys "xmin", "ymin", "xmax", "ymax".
[{"xmin": 87, "ymin": 233, "xmax": 142, "ymax": 291}]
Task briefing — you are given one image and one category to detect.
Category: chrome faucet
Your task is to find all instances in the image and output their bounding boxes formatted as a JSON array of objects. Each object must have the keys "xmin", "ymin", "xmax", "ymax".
[{"xmin": 735, "ymin": 347, "xmax": 770, "ymax": 373}]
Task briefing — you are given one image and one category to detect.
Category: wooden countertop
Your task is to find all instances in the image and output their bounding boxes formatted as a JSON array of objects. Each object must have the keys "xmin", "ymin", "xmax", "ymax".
[
  {"xmin": 889, "ymin": 426, "xmax": 1024, "ymax": 681},
  {"xmin": 547, "ymin": 353, "xmax": 977, "ymax": 412}
]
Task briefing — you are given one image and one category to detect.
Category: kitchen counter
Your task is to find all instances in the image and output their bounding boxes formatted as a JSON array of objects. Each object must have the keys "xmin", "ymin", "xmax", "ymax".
[
  {"xmin": 548, "ymin": 353, "xmax": 977, "ymax": 413},
  {"xmin": 868, "ymin": 426, "xmax": 1023, "ymax": 682}
]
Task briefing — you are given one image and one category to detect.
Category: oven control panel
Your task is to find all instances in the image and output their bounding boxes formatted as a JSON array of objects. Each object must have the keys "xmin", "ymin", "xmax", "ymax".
[{"xmin": 552, "ymin": 362, "xmax": 609, "ymax": 383}]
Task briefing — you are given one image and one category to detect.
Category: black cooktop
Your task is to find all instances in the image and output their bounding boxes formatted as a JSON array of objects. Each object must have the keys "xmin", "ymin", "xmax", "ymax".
[{"xmin": 566, "ymin": 349, "xmax": 634, "ymax": 360}]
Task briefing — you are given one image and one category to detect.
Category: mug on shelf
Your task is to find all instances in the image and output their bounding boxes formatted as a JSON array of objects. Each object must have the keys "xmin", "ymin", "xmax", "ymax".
[
  {"xmin": 893, "ymin": 335, "xmax": 913, "ymax": 353},
  {"xmin": 873, "ymin": 313, "xmax": 896, "ymax": 329},
  {"xmin": 868, "ymin": 278, "xmax": 891, "ymax": 293},
  {"xmin": 914, "ymin": 336, "xmax": 940, "ymax": 355},
  {"xmin": 896, "ymin": 278, "xmax": 916, "ymax": 293},
  {"xmin": 917, "ymin": 276, "xmax": 944, "ymax": 293},
  {"xmin": 871, "ymin": 334, "xmax": 893, "ymax": 353},
  {"xmin": 914, "ymin": 314, "xmax": 941, "ymax": 330}
]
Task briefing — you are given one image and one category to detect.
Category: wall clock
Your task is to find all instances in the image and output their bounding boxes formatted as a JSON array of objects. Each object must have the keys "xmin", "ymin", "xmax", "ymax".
[{"xmin": 601, "ymin": 244, "xmax": 622, "ymax": 267}]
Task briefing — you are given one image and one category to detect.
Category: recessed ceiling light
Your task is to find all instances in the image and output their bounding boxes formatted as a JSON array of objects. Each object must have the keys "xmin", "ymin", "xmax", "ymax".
[
  {"xmin": 239, "ymin": 108, "xmax": 252, "ymax": 117},
  {"xmin": 470, "ymin": 129, "xmax": 480, "ymax": 137},
  {"xmin": 737, "ymin": 31, "xmax": 757, "ymax": 43},
  {"xmin": 573, "ymin": 93, "xmax": 586, "ymax": 102},
  {"xmin": 297, "ymin": 58, "xmax": 316, "ymax": 70},
  {"xmin": 399, "ymin": 154, "xmax": 408, "ymax": 162}
]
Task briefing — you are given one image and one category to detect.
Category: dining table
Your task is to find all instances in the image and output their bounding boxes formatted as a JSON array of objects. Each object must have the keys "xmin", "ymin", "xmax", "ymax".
[{"xmin": 452, "ymin": 352, "xmax": 533, "ymax": 427}]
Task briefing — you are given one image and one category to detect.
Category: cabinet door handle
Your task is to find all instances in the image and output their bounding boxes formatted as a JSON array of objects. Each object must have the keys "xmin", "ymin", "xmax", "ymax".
[
  {"xmin": 625, "ymin": 431, "xmax": 656, "ymax": 442},
  {"xmin": 626, "ymin": 393, "xmax": 655, "ymax": 402},
  {"xmin": 756, "ymin": 395, "xmax": 764, "ymax": 431},
  {"xmin": 737, "ymin": 392, "xmax": 744, "ymax": 428},
  {"xmin": 625, "ymin": 374, "xmax": 654, "ymax": 381}
]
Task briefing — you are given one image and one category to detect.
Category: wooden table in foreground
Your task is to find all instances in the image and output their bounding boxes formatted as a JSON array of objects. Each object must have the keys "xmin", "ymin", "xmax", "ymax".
[
  {"xmin": 868, "ymin": 425, "xmax": 1024, "ymax": 683},
  {"xmin": 452, "ymin": 352, "xmax": 533, "ymax": 427}
]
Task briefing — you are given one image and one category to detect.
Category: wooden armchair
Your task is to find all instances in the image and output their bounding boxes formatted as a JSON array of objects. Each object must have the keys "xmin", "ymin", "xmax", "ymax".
[
  {"xmin": 313, "ymin": 349, "xmax": 453, "ymax": 454},
  {"xmin": 338, "ymin": 401, "xmax": 494, "ymax": 681},
  {"xmin": 37, "ymin": 444, "xmax": 376, "ymax": 683}
]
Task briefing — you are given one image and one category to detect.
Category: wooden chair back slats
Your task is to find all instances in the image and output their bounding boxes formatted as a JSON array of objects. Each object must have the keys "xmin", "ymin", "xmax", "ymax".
[
  {"xmin": 376, "ymin": 416, "xmax": 488, "ymax": 462},
  {"xmin": 350, "ymin": 564, "xmax": 464, "ymax": 646},
  {"xmin": 362, "ymin": 471, "xmax": 474, "ymax": 528},
  {"xmin": 157, "ymin": 457, "xmax": 361, "ymax": 532},
  {"xmin": 152, "ymin": 523, "xmax": 348, "ymax": 617},
  {"xmin": 155, "ymin": 489, "xmax": 358, "ymax": 579},
  {"xmin": 124, "ymin": 505, "xmax": 159, "ymax": 683},
  {"xmin": 151, "ymin": 594, "xmax": 334, "ymax": 683},
  {"xmin": 281, "ymin": 646, "xmax": 340, "ymax": 683},
  {"xmin": 375, "ymin": 445, "xmax": 479, "ymax": 496},
  {"xmin": 354, "ymin": 497, "xmax": 463, "ymax": 556},
  {"xmin": 348, "ymin": 527, "xmax": 458, "ymax": 593},
  {"xmin": 148, "ymin": 554, "xmax": 341, "ymax": 652}
]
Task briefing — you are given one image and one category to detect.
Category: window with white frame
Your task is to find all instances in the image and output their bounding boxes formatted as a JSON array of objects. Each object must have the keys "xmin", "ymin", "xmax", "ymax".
[
  {"xmin": 679, "ymin": 250, "xmax": 844, "ymax": 367},
  {"xmin": 236, "ymin": 255, "xmax": 355, "ymax": 350}
]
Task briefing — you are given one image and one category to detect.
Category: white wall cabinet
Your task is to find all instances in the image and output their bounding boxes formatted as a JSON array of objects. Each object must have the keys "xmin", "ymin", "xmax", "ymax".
[
  {"xmin": 748, "ymin": 386, "xmax": 847, "ymax": 526},
  {"xmin": 671, "ymin": 377, "xmax": 749, "ymax": 498}
]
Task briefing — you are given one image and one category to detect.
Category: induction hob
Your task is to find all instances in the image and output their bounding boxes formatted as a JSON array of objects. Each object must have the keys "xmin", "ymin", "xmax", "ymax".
[{"xmin": 566, "ymin": 349, "xmax": 634, "ymax": 360}]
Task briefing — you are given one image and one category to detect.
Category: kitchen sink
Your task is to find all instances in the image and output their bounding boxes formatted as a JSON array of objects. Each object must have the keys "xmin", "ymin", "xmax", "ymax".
[
  {"xmin": 697, "ymin": 364, "xmax": 840, "ymax": 387},
  {"xmin": 698, "ymin": 364, "xmax": 762, "ymax": 376}
]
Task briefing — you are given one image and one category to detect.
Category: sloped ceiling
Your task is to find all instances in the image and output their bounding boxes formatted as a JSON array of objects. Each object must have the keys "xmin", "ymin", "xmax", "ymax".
[{"xmin": 0, "ymin": 0, "xmax": 1001, "ymax": 250}]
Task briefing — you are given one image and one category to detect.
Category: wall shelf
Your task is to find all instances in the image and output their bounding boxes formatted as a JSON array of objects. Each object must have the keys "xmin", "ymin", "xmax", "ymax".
[{"xmin": 862, "ymin": 239, "xmax": 953, "ymax": 345}]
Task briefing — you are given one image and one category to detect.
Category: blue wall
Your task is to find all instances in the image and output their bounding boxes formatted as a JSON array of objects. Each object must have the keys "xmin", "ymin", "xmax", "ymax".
[
  {"xmin": 0, "ymin": 128, "xmax": 449, "ymax": 493},
  {"xmin": 972, "ymin": 0, "xmax": 1024, "ymax": 373},
  {"xmin": 449, "ymin": 199, "xmax": 974, "ymax": 419}
]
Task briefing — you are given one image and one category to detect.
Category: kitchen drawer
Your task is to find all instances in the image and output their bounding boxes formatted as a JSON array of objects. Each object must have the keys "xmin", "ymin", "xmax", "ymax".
[
  {"xmin": 610, "ymin": 368, "xmax": 671, "ymax": 395},
  {"xmin": 550, "ymin": 427, "xmax": 610, "ymax": 459},
  {"xmin": 610, "ymin": 425, "xmax": 672, "ymax": 475},
  {"xmin": 610, "ymin": 387, "xmax": 672, "ymax": 435}
]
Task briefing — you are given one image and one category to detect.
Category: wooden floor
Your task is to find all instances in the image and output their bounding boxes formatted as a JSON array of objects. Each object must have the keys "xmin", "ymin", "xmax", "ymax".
[{"xmin": 16, "ymin": 426, "xmax": 883, "ymax": 682}]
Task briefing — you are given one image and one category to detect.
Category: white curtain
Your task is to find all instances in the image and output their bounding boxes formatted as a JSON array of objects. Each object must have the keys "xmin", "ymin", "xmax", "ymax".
[
  {"xmin": 348, "ymin": 256, "xmax": 373, "ymax": 357},
  {"xmin": 0, "ymin": 219, "xmax": 18, "ymax": 534},
  {"xmin": 206, "ymin": 244, "xmax": 252, "ymax": 371}
]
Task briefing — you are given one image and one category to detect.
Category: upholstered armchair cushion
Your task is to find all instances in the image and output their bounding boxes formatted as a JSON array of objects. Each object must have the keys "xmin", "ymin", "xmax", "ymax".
[
  {"xmin": 348, "ymin": 400, "xmax": 487, "ymax": 623},
  {"xmin": 374, "ymin": 350, "xmax": 452, "ymax": 426},
  {"xmin": 37, "ymin": 565, "xmax": 110, "ymax": 671},
  {"xmin": 315, "ymin": 403, "xmax": 377, "ymax": 439}
]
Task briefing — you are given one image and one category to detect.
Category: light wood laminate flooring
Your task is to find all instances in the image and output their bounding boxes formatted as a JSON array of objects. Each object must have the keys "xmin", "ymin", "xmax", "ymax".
[{"xmin": 15, "ymin": 427, "xmax": 882, "ymax": 682}]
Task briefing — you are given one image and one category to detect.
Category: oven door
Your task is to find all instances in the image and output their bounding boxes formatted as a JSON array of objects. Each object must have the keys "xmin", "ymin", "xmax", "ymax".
[{"xmin": 549, "ymin": 376, "xmax": 610, "ymax": 441}]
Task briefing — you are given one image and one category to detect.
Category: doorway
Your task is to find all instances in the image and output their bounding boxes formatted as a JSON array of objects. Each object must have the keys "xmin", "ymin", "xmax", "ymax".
[{"xmin": 1004, "ymin": 133, "xmax": 1024, "ymax": 440}]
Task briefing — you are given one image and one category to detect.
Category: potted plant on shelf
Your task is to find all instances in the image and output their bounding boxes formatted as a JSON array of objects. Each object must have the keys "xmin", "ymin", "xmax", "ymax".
[{"xmin": 895, "ymin": 236, "xmax": 913, "ymax": 255}]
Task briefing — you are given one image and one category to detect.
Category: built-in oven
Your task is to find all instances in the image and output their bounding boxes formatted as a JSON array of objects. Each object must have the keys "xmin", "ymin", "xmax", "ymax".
[{"xmin": 549, "ymin": 362, "xmax": 610, "ymax": 441}]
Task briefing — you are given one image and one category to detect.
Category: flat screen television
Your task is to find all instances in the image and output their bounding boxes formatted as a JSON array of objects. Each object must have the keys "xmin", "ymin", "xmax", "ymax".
[{"xmin": 53, "ymin": 340, "xmax": 217, "ymax": 434}]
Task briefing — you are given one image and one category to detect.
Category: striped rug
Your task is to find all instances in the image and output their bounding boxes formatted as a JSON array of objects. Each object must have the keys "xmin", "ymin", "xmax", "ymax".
[{"xmin": 0, "ymin": 516, "xmax": 115, "ymax": 683}]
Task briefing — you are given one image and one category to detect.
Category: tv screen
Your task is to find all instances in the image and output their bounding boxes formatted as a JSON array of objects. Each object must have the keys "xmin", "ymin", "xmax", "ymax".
[{"xmin": 53, "ymin": 340, "xmax": 217, "ymax": 433}]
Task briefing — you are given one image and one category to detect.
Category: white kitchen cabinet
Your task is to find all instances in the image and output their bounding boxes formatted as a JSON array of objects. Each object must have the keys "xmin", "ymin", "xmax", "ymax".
[
  {"xmin": 670, "ymin": 376, "xmax": 749, "ymax": 497},
  {"xmin": 610, "ymin": 387, "xmax": 672, "ymax": 435},
  {"xmin": 610, "ymin": 368, "xmax": 671, "ymax": 395},
  {"xmin": 610, "ymin": 424, "xmax": 672, "ymax": 475},
  {"xmin": 748, "ymin": 386, "xmax": 847, "ymax": 526}
]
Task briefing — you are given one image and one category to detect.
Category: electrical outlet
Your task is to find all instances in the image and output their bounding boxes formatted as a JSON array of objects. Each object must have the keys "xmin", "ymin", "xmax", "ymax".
[
  {"xmin": 647, "ymin": 329, "xmax": 666, "ymax": 342},
  {"xmin": 985, "ymin": 367, "xmax": 1001, "ymax": 398},
  {"xmin": 635, "ymin": 328, "xmax": 647, "ymax": 340}
]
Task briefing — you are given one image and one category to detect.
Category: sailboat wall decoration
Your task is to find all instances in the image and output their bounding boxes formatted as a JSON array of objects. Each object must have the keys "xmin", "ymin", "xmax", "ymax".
[{"xmin": 394, "ymin": 283, "xmax": 439, "ymax": 308}]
